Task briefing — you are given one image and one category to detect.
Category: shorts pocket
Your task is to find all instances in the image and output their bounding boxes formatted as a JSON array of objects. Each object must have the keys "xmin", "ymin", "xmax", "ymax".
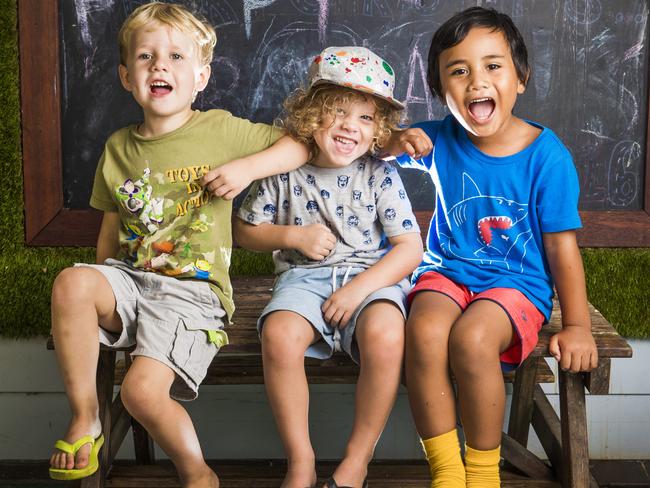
[
  {"xmin": 170, "ymin": 319, "xmax": 218, "ymax": 382},
  {"xmin": 181, "ymin": 311, "xmax": 225, "ymax": 332}
]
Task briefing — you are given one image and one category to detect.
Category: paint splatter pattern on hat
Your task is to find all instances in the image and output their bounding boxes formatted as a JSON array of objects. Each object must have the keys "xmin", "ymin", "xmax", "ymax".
[{"xmin": 309, "ymin": 47, "xmax": 403, "ymax": 109}]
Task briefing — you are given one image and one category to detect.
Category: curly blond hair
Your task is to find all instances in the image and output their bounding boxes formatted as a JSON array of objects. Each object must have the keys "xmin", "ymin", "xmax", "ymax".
[
  {"xmin": 118, "ymin": 2, "xmax": 216, "ymax": 66},
  {"xmin": 281, "ymin": 84, "xmax": 403, "ymax": 156}
]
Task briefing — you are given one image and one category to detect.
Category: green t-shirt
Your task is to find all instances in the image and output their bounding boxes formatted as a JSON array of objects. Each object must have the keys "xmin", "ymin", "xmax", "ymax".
[{"xmin": 90, "ymin": 109, "xmax": 282, "ymax": 320}]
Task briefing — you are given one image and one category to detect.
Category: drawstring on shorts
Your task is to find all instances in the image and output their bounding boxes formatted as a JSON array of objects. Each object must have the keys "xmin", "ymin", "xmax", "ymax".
[{"xmin": 330, "ymin": 266, "xmax": 352, "ymax": 352}]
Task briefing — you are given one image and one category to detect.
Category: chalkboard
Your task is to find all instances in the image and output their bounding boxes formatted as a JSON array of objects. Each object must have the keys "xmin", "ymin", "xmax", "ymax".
[{"xmin": 57, "ymin": 0, "xmax": 648, "ymax": 213}]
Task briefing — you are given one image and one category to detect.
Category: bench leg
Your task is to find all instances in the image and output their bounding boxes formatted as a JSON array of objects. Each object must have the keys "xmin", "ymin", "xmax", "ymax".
[
  {"xmin": 508, "ymin": 356, "xmax": 539, "ymax": 447},
  {"xmin": 80, "ymin": 349, "xmax": 116, "ymax": 488},
  {"xmin": 132, "ymin": 418, "xmax": 155, "ymax": 464},
  {"xmin": 559, "ymin": 370, "xmax": 592, "ymax": 488}
]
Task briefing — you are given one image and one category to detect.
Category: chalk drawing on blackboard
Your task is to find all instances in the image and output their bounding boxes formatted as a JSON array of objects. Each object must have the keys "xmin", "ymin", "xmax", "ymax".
[
  {"xmin": 404, "ymin": 41, "xmax": 434, "ymax": 120},
  {"xmin": 243, "ymin": 0, "xmax": 276, "ymax": 39},
  {"xmin": 607, "ymin": 141, "xmax": 640, "ymax": 207},
  {"xmin": 564, "ymin": 0, "xmax": 602, "ymax": 25},
  {"xmin": 623, "ymin": 41, "xmax": 644, "ymax": 61},
  {"xmin": 318, "ymin": 0, "xmax": 328, "ymax": 44},
  {"xmin": 531, "ymin": 28, "xmax": 553, "ymax": 101},
  {"xmin": 203, "ymin": 2, "xmax": 239, "ymax": 29},
  {"xmin": 288, "ymin": 0, "xmax": 330, "ymax": 44},
  {"xmin": 248, "ymin": 21, "xmax": 361, "ymax": 115},
  {"xmin": 198, "ymin": 55, "xmax": 241, "ymax": 108}
]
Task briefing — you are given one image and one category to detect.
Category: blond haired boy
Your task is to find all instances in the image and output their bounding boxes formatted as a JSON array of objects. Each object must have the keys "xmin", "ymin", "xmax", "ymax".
[{"xmin": 49, "ymin": 2, "xmax": 308, "ymax": 486}]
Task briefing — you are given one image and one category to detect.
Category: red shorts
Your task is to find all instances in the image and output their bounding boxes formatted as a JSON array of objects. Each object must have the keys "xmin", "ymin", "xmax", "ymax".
[{"xmin": 408, "ymin": 271, "xmax": 545, "ymax": 369}]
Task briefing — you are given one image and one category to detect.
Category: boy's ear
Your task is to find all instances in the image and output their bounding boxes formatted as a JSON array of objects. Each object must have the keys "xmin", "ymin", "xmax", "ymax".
[
  {"xmin": 517, "ymin": 79, "xmax": 526, "ymax": 94},
  {"xmin": 518, "ymin": 68, "xmax": 531, "ymax": 94},
  {"xmin": 195, "ymin": 64, "xmax": 211, "ymax": 93},
  {"xmin": 118, "ymin": 64, "xmax": 132, "ymax": 92}
]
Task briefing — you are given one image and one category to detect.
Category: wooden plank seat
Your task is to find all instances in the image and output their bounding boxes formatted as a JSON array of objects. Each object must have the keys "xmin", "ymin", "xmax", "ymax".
[{"xmin": 47, "ymin": 275, "xmax": 632, "ymax": 487}]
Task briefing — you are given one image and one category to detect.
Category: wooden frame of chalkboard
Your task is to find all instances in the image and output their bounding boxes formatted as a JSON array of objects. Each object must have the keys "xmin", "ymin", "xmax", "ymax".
[{"xmin": 18, "ymin": 0, "xmax": 650, "ymax": 247}]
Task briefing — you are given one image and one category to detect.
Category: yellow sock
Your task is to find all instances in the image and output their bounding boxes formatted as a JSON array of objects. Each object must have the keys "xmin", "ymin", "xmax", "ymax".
[
  {"xmin": 421, "ymin": 429, "xmax": 465, "ymax": 488},
  {"xmin": 464, "ymin": 444, "xmax": 501, "ymax": 488}
]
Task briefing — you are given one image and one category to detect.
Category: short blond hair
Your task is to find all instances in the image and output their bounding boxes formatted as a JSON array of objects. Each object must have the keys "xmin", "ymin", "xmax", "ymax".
[
  {"xmin": 118, "ymin": 2, "xmax": 216, "ymax": 66},
  {"xmin": 282, "ymin": 84, "xmax": 402, "ymax": 156}
]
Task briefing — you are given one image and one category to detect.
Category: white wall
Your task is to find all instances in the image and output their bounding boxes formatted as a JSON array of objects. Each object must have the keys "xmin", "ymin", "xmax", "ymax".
[{"xmin": 0, "ymin": 338, "xmax": 648, "ymax": 460}]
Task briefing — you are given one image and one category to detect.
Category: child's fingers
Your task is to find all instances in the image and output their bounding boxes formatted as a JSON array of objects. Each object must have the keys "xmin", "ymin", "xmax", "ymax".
[
  {"xmin": 558, "ymin": 351, "xmax": 573, "ymax": 371},
  {"xmin": 316, "ymin": 247, "xmax": 330, "ymax": 260},
  {"xmin": 548, "ymin": 335, "xmax": 561, "ymax": 362},
  {"xmin": 305, "ymin": 249, "xmax": 323, "ymax": 261},
  {"xmin": 402, "ymin": 142, "xmax": 417, "ymax": 158},
  {"xmin": 328, "ymin": 308, "xmax": 344, "ymax": 328},
  {"xmin": 571, "ymin": 353, "xmax": 585, "ymax": 373},
  {"xmin": 221, "ymin": 189, "xmax": 237, "ymax": 201},
  {"xmin": 580, "ymin": 353, "xmax": 593, "ymax": 372},
  {"xmin": 590, "ymin": 350, "xmax": 599, "ymax": 370},
  {"xmin": 199, "ymin": 169, "xmax": 218, "ymax": 186},
  {"xmin": 411, "ymin": 137, "xmax": 431, "ymax": 157},
  {"xmin": 321, "ymin": 300, "xmax": 333, "ymax": 321},
  {"xmin": 337, "ymin": 310, "xmax": 352, "ymax": 328},
  {"xmin": 204, "ymin": 177, "xmax": 223, "ymax": 195},
  {"xmin": 580, "ymin": 350, "xmax": 598, "ymax": 372}
]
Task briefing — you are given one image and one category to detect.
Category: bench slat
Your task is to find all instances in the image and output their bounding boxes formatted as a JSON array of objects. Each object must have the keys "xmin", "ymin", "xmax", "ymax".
[{"xmin": 112, "ymin": 355, "xmax": 556, "ymax": 385}]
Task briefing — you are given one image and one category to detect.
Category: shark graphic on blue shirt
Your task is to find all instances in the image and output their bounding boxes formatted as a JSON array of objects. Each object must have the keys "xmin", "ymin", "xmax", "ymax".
[{"xmin": 438, "ymin": 173, "xmax": 533, "ymax": 272}]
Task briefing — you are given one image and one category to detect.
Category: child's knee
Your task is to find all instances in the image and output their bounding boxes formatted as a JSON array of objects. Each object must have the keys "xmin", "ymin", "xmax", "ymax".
[
  {"xmin": 51, "ymin": 267, "xmax": 99, "ymax": 305},
  {"xmin": 358, "ymin": 319, "xmax": 404, "ymax": 359},
  {"xmin": 406, "ymin": 316, "xmax": 451, "ymax": 357},
  {"xmin": 449, "ymin": 322, "xmax": 496, "ymax": 366},
  {"xmin": 355, "ymin": 316, "xmax": 404, "ymax": 349},
  {"xmin": 121, "ymin": 374, "xmax": 164, "ymax": 418},
  {"xmin": 261, "ymin": 317, "xmax": 310, "ymax": 362}
]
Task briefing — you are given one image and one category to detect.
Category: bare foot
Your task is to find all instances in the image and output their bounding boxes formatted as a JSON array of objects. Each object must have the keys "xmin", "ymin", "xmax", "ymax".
[
  {"xmin": 184, "ymin": 466, "xmax": 219, "ymax": 488},
  {"xmin": 324, "ymin": 456, "xmax": 368, "ymax": 488},
  {"xmin": 282, "ymin": 458, "xmax": 317, "ymax": 488},
  {"xmin": 49, "ymin": 416, "xmax": 102, "ymax": 471}
]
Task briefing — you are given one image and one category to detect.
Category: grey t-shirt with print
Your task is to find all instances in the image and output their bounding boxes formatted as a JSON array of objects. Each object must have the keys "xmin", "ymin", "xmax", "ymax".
[{"xmin": 238, "ymin": 155, "xmax": 420, "ymax": 273}]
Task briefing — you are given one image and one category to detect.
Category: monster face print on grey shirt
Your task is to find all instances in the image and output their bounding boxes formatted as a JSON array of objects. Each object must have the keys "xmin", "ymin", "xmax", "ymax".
[{"xmin": 237, "ymin": 155, "xmax": 420, "ymax": 273}]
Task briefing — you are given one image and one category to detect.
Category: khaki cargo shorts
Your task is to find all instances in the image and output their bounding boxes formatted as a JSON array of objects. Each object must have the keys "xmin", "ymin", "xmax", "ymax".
[{"xmin": 77, "ymin": 259, "xmax": 228, "ymax": 401}]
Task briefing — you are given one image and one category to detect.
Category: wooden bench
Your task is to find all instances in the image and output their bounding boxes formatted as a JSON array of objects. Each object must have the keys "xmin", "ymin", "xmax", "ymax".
[{"xmin": 47, "ymin": 275, "xmax": 632, "ymax": 487}]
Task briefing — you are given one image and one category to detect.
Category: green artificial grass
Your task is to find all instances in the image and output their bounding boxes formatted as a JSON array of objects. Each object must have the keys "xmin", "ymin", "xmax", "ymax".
[
  {"xmin": 0, "ymin": 1, "xmax": 647, "ymax": 339},
  {"xmin": 583, "ymin": 248, "xmax": 650, "ymax": 338}
]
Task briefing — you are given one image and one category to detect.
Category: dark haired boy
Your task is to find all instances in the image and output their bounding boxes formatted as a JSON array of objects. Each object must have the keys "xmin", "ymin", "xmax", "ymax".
[{"xmin": 389, "ymin": 7, "xmax": 598, "ymax": 487}]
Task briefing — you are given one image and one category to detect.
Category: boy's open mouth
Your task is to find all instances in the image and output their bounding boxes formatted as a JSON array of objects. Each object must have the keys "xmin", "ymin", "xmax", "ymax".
[
  {"xmin": 333, "ymin": 135, "xmax": 357, "ymax": 153},
  {"xmin": 468, "ymin": 97, "xmax": 495, "ymax": 121},
  {"xmin": 150, "ymin": 81, "xmax": 173, "ymax": 95}
]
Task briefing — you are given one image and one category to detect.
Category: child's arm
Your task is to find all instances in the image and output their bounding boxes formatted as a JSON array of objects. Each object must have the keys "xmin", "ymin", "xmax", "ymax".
[
  {"xmin": 322, "ymin": 232, "xmax": 423, "ymax": 327},
  {"xmin": 234, "ymin": 219, "xmax": 336, "ymax": 261},
  {"xmin": 201, "ymin": 135, "xmax": 310, "ymax": 200},
  {"xmin": 544, "ymin": 230, "xmax": 598, "ymax": 372},
  {"xmin": 381, "ymin": 127, "xmax": 433, "ymax": 159},
  {"xmin": 95, "ymin": 211, "xmax": 121, "ymax": 264}
]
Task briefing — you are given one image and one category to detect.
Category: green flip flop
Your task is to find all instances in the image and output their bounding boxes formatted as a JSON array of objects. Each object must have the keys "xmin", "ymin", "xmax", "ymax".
[{"xmin": 49, "ymin": 433, "xmax": 104, "ymax": 480}]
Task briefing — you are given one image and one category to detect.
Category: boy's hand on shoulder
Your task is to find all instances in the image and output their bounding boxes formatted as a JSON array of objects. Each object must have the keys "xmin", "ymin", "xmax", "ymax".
[
  {"xmin": 549, "ymin": 325, "xmax": 598, "ymax": 373},
  {"xmin": 383, "ymin": 128, "xmax": 433, "ymax": 159},
  {"xmin": 322, "ymin": 281, "xmax": 369, "ymax": 329},
  {"xmin": 293, "ymin": 224, "xmax": 337, "ymax": 261},
  {"xmin": 200, "ymin": 159, "xmax": 251, "ymax": 200}
]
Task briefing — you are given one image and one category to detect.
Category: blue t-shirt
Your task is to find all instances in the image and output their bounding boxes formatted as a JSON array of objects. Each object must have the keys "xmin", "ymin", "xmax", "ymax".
[{"xmin": 396, "ymin": 115, "xmax": 582, "ymax": 320}]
